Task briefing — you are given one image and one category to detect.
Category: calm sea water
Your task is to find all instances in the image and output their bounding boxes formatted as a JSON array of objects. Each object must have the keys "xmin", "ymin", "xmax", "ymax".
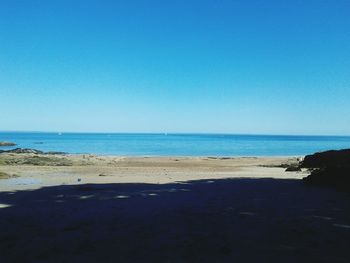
[{"xmin": 1, "ymin": 132, "xmax": 350, "ymax": 156}]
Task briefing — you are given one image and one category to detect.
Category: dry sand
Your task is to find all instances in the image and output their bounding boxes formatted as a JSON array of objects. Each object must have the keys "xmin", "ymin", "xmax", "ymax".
[{"xmin": 0, "ymin": 153, "xmax": 304, "ymax": 191}]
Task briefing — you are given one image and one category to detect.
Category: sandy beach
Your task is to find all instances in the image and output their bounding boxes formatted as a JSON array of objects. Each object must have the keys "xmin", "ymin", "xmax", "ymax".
[{"xmin": 0, "ymin": 153, "xmax": 303, "ymax": 191}]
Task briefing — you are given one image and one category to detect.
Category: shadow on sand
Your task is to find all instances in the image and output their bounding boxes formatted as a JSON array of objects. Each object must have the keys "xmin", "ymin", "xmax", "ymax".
[{"xmin": 0, "ymin": 178, "xmax": 350, "ymax": 263}]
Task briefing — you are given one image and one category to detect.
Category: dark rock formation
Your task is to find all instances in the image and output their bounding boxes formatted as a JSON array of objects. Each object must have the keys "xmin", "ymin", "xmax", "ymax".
[
  {"xmin": 45, "ymin": 151, "xmax": 66, "ymax": 155},
  {"xmin": 301, "ymin": 149, "xmax": 350, "ymax": 168},
  {"xmin": 285, "ymin": 166, "xmax": 302, "ymax": 172},
  {"xmin": 302, "ymin": 149, "xmax": 350, "ymax": 191},
  {"xmin": 303, "ymin": 167, "xmax": 350, "ymax": 191},
  {"xmin": 0, "ymin": 148, "xmax": 66, "ymax": 155},
  {"xmin": 0, "ymin": 141, "xmax": 16, "ymax": 146},
  {"xmin": 0, "ymin": 148, "xmax": 44, "ymax": 154}
]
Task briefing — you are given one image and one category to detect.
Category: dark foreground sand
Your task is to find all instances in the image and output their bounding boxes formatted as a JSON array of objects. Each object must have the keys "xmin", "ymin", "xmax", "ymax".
[
  {"xmin": 1, "ymin": 178, "xmax": 350, "ymax": 262},
  {"xmin": 0, "ymin": 154, "xmax": 349, "ymax": 262}
]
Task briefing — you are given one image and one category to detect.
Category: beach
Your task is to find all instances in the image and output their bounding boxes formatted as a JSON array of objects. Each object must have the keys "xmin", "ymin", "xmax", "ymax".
[
  {"xmin": 0, "ymin": 153, "xmax": 303, "ymax": 191},
  {"xmin": 1, "ymin": 153, "xmax": 350, "ymax": 262}
]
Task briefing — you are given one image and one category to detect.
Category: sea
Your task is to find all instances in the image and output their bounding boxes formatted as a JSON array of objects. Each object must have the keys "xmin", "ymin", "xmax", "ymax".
[{"xmin": 1, "ymin": 132, "xmax": 350, "ymax": 157}]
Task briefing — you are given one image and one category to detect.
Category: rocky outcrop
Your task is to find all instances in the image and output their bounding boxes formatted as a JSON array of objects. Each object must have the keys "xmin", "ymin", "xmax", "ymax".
[
  {"xmin": 0, "ymin": 148, "xmax": 43, "ymax": 154},
  {"xmin": 285, "ymin": 166, "xmax": 301, "ymax": 172},
  {"xmin": 302, "ymin": 149, "xmax": 350, "ymax": 191},
  {"xmin": 45, "ymin": 151, "xmax": 66, "ymax": 155},
  {"xmin": 0, "ymin": 148, "xmax": 65, "ymax": 155},
  {"xmin": 301, "ymin": 149, "xmax": 350, "ymax": 168},
  {"xmin": 0, "ymin": 141, "xmax": 16, "ymax": 146},
  {"xmin": 303, "ymin": 167, "xmax": 350, "ymax": 191},
  {"xmin": 2, "ymin": 155, "xmax": 73, "ymax": 166}
]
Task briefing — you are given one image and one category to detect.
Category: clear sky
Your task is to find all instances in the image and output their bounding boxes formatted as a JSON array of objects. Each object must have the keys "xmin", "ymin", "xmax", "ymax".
[{"xmin": 1, "ymin": 0, "xmax": 349, "ymax": 135}]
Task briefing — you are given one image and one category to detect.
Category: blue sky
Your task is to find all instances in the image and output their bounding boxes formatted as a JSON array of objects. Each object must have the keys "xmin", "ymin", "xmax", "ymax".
[{"xmin": 1, "ymin": 0, "xmax": 349, "ymax": 135}]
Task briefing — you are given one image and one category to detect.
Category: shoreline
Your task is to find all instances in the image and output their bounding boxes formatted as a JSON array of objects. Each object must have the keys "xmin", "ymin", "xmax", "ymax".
[{"xmin": 0, "ymin": 147, "xmax": 305, "ymax": 158}]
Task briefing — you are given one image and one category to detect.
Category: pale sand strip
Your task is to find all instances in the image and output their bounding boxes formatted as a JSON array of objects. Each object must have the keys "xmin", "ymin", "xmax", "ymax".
[{"xmin": 0, "ymin": 155, "xmax": 306, "ymax": 191}]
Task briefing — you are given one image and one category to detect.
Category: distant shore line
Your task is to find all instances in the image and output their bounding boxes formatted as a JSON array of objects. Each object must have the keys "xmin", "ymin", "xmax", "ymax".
[{"xmin": 2, "ymin": 132, "xmax": 350, "ymax": 137}]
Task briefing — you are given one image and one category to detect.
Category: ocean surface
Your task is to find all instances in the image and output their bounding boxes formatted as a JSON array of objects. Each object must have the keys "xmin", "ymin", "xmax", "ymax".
[{"xmin": 1, "ymin": 132, "xmax": 350, "ymax": 156}]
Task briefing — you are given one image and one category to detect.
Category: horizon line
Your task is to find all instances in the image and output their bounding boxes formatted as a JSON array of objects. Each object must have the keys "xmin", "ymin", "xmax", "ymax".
[{"xmin": 1, "ymin": 130, "xmax": 350, "ymax": 137}]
